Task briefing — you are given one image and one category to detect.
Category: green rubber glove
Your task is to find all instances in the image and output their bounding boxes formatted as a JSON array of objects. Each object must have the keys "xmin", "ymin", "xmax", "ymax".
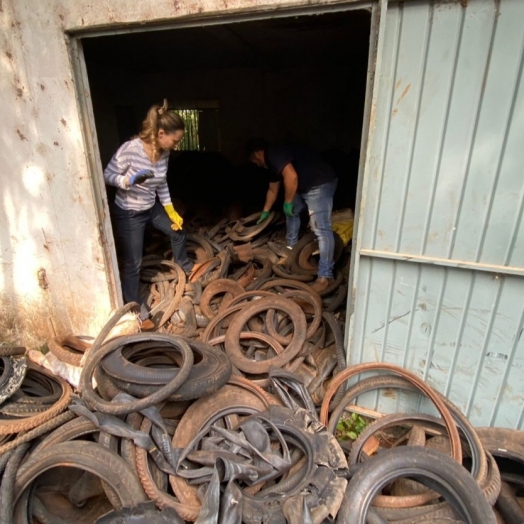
[
  {"xmin": 283, "ymin": 201, "xmax": 294, "ymax": 218},
  {"xmin": 257, "ymin": 210, "xmax": 270, "ymax": 224}
]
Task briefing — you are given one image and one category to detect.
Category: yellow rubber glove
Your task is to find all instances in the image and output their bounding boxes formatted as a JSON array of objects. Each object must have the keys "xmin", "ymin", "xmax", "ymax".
[{"xmin": 164, "ymin": 204, "xmax": 183, "ymax": 231}]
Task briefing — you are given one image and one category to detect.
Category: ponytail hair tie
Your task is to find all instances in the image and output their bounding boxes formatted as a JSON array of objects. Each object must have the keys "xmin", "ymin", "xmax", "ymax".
[{"xmin": 158, "ymin": 99, "xmax": 168, "ymax": 115}]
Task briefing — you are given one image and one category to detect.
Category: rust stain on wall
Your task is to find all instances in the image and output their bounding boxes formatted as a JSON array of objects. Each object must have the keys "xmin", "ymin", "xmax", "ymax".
[
  {"xmin": 37, "ymin": 268, "xmax": 49, "ymax": 290},
  {"xmin": 396, "ymin": 83, "xmax": 411, "ymax": 105}
]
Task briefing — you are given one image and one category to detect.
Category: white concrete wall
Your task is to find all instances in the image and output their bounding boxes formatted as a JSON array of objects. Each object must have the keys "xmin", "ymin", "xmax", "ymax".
[{"xmin": 0, "ymin": 0, "xmax": 358, "ymax": 346}]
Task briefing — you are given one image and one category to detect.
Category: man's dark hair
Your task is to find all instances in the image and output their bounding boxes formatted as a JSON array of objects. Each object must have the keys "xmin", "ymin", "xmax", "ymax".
[{"xmin": 245, "ymin": 137, "xmax": 267, "ymax": 157}]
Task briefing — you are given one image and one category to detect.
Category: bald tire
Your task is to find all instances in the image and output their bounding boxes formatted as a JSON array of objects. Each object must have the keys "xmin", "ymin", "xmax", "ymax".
[
  {"xmin": 14, "ymin": 441, "xmax": 147, "ymax": 509},
  {"xmin": 338, "ymin": 447, "xmax": 496, "ymax": 524}
]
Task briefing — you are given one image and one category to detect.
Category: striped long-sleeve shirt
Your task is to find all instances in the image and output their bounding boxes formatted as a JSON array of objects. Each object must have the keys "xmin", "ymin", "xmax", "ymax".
[{"xmin": 103, "ymin": 137, "xmax": 173, "ymax": 211}]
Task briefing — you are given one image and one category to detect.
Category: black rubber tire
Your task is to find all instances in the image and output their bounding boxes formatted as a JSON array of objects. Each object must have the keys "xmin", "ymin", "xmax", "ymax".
[
  {"xmin": 374, "ymin": 455, "xmax": 501, "ymax": 524},
  {"xmin": 0, "ymin": 356, "xmax": 12, "ymax": 389},
  {"xmin": 29, "ymin": 415, "xmax": 123, "ymax": 509},
  {"xmin": 0, "ymin": 362, "xmax": 71, "ymax": 436},
  {"xmin": 348, "ymin": 413, "xmax": 501, "ymax": 509},
  {"xmin": 100, "ymin": 340, "xmax": 232, "ymax": 401},
  {"xmin": 95, "ymin": 502, "xmax": 184, "ymax": 524},
  {"xmin": 321, "ymin": 312, "xmax": 347, "ymax": 411},
  {"xmin": 0, "ymin": 346, "xmax": 26, "ymax": 357},
  {"xmin": 328, "ymin": 375, "xmax": 487, "ymax": 484},
  {"xmin": 31, "ymin": 415, "xmax": 98, "ymax": 454},
  {"xmin": 0, "ymin": 448, "xmax": 14, "ymax": 476},
  {"xmin": 338, "ymin": 447, "xmax": 496, "ymax": 524},
  {"xmin": 0, "ymin": 442, "xmax": 31, "ymax": 524},
  {"xmin": 323, "ymin": 284, "xmax": 348, "ymax": 313},
  {"xmin": 496, "ymin": 481, "xmax": 524, "ymax": 524},
  {"xmin": 0, "ymin": 411, "xmax": 75, "ymax": 456},
  {"xmin": 476, "ymin": 427, "xmax": 524, "ymax": 462},
  {"xmin": 13, "ymin": 441, "xmax": 147, "ymax": 509},
  {"xmin": 0, "ymin": 356, "xmax": 27, "ymax": 405},
  {"xmin": 80, "ymin": 334, "xmax": 194, "ymax": 415}
]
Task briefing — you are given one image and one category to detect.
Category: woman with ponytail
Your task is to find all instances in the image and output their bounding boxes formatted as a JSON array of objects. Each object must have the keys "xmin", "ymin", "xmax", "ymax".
[{"xmin": 104, "ymin": 100, "xmax": 192, "ymax": 330}]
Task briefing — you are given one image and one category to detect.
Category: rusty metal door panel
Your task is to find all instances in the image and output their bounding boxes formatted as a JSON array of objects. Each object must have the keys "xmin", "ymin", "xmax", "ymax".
[
  {"xmin": 350, "ymin": 0, "xmax": 524, "ymax": 428},
  {"xmin": 361, "ymin": 0, "xmax": 524, "ymax": 264},
  {"xmin": 351, "ymin": 258, "xmax": 524, "ymax": 428}
]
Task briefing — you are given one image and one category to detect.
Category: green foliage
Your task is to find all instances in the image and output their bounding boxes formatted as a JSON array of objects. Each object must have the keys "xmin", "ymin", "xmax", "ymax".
[
  {"xmin": 173, "ymin": 109, "xmax": 200, "ymax": 151},
  {"xmin": 336, "ymin": 412, "xmax": 369, "ymax": 441}
]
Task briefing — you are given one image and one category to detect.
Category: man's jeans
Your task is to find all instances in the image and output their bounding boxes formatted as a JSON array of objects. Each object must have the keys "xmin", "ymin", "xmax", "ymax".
[
  {"xmin": 286, "ymin": 179, "xmax": 338, "ymax": 279},
  {"xmin": 112, "ymin": 200, "xmax": 192, "ymax": 319}
]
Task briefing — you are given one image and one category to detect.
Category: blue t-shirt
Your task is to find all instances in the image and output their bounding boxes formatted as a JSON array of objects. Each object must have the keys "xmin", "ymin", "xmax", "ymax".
[{"xmin": 266, "ymin": 145, "xmax": 337, "ymax": 193}]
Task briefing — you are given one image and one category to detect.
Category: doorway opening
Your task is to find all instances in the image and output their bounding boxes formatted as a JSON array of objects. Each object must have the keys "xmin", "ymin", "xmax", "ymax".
[
  {"xmin": 83, "ymin": 8, "xmax": 371, "ymax": 214},
  {"xmin": 80, "ymin": 5, "xmax": 372, "ymax": 324}
]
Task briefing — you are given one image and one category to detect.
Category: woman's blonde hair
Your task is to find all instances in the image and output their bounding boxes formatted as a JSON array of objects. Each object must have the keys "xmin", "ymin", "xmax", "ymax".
[{"xmin": 139, "ymin": 99, "xmax": 185, "ymax": 161}]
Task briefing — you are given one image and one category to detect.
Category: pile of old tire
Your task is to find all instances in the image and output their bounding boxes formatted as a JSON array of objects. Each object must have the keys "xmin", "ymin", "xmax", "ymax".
[
  {"xmin": 0, "ymin": 343, "xmax": 349, "ymax": 522},
  {"xmin": 477, "ymin": 427, "xmax": 524, "ymax": 524},
  {"xmin": 2, "ymin": 331, "xmax": 524, "ymax": 523},
  {"xmin": 136, "ymin": 210, "xmax": 351, "ymax": 336},
  {"xmin": 320, "ymin": 362, "xmax": 518, "ymax": 523},
  {"xmin": 7, "ymin": 210, "xmax": 524, "ymax": 523}
]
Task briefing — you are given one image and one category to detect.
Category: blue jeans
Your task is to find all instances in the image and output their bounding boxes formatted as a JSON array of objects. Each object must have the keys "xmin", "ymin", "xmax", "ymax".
[
  {"xmin": 286, "ymin": 179, "xmax": 338, "ymax": 279},
  {"xmin": 112, "ymin": 200, "xmax": 192, "ymax": 319}
]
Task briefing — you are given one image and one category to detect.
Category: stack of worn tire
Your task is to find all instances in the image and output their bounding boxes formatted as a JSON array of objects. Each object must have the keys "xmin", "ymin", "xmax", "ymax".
[
  {"xmin": 3, "ymin": 333, "xmax": 524, "ymax": 523},
  {"xmin": 0, "ymin": 324, "xmax": 349, "ymax": 523},
  {"xmin": 321, "ymin": 363, "xmax": 524, "ymax": 524},
  {"xmin": 1, "ymin": 210, "xmax": 524, "ymax": 523},
  {"xmin": 138, "ymin": 211, "xmax": 350, "ymax": 335}
]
